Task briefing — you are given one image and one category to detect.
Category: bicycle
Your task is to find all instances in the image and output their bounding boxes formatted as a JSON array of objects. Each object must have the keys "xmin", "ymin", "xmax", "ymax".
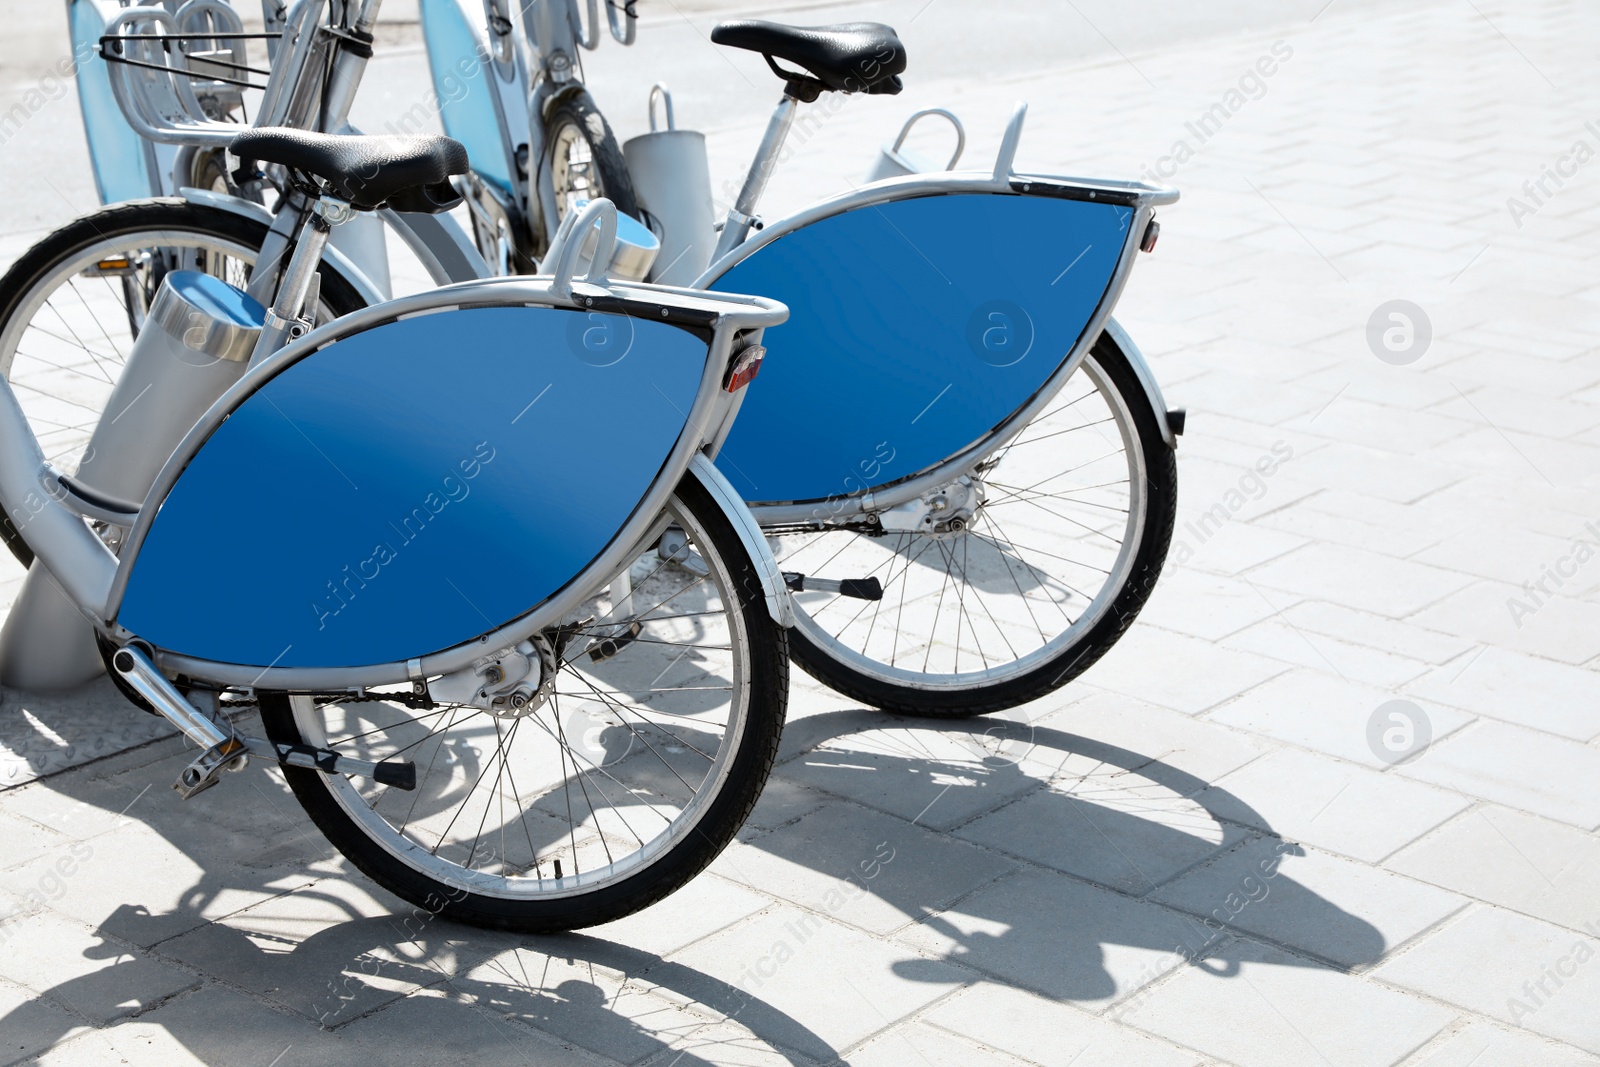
[
  {"xmin": 14, "ymin": 13, "xmax": 1185, "ymax": 717},
  {"xmin": 0, "ymin": 114, "xmax": 795, "ymax": 931}
]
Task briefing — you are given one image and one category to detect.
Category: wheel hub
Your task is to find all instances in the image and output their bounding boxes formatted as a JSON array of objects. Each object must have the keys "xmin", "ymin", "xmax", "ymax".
[
  {"xmin": 873, "ymin": 474, "xmax": 986, "ymax": 539},
  {"xmin": 428, "ymin": 635, "xmax": 558, "ymax": 718}
]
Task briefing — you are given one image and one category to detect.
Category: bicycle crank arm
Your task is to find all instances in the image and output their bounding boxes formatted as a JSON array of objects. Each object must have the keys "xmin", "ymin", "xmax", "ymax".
[
  {"xmin": 783, "ymin": 573, "xmax": 883, "ymax": 601},
  {"xmin": 240, "ymin": 738, "xmax": 417, "ymax": 791},
  {"xmin": 111, "ymin": 646, "xmax": 415, "ymax": 796}
]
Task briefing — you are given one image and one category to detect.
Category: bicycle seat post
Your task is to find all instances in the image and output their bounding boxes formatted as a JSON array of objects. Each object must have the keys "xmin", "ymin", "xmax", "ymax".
[
  {"xmin": 249, "ymin": 195, "xmax": 354, "ymax": 365},
  {"xmin": 712, "ymin": 91, "xmax": 801, "ymax": 262}
]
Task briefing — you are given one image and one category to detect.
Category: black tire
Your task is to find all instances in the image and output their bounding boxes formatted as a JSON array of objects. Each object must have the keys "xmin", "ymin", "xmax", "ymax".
[
  {"xmin": 786, "ymin": 331, "xmax": 1179, "ymax": 717},
  {"xmin": 0, "ymin": 198, "xmax": 368, "ymax": 568},
  {"xmin": 543, "ymin": 89, "xmax": 640, "ymax": 223},
  {"xmin": 258, "ymin": 474, "xmax": 789, "ymax": 933}
]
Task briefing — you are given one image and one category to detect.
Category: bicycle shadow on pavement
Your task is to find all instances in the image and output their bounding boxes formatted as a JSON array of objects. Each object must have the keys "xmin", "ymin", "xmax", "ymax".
[
  {"xmin": 734, "ymin": 707, "xmax": 1385, "ymax": 1007},
  {"xmin": 0, "ymin": 706, "xmax": 835, "ymax": 1066}
]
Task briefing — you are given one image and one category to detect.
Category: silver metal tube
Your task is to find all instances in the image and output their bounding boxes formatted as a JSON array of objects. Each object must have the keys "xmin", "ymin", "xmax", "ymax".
[
  {"xmin": 250, "ymin": 213, "xmax": 336, "ymax": 365},
  {"xmin": 712, "ymin": 96, "xmax": 797, "ymax": 262},
  {"xmin": 111, "ymin": 645, "xmax": 233, "ymax": 751},
  {"xmin": 0, "ymin": 385, "xmax": 117, "ymax": 619}
]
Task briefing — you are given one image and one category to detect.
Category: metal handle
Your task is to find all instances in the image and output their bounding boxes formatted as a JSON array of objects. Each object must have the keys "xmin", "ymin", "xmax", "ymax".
[
  {"xmin": 548, "ymin": 198, "xmax": 619, "ymax": 297},
  {"xmin": 606, "ymin": 0, "xmax": 637, "ymax": 45},
  {"xmin": 992, "ymin": 101, "xmax": 1028, "ymax": 183},
  {"xmin": 648, "ymin": 82, "xmax": 675, "ymax": 132},
  {"xmin": 891, "ymin": 108, "xmax": 966, "ymax": 170}
]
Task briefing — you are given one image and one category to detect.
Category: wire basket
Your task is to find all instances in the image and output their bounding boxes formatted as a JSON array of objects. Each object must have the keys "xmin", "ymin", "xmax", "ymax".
[{"xmin": 101, "ymin": 0, "xmax": 321, "ymax": 147}]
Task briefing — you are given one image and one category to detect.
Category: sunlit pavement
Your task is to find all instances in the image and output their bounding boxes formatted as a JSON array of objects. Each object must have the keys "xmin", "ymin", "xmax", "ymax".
[{"xmin": 3, "ymin": 0, "xmax": 1600, "ymax": 1064}]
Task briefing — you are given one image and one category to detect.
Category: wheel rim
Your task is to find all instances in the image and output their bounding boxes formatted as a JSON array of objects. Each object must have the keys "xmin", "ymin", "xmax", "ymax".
[
  {"xmin": 549, "ymin": 118, "xmax": 605, "ymax": 220},
  {"xmin": 0, "ymin": 226, "xmax": 344, "ymax": 476},
  {"xmin": 288, "ymin": 495, "xmax": 756, "ymax": 901},
  {"xmin": 776, "ymin": 354, "xmax": 1150, "ymax": 692}
]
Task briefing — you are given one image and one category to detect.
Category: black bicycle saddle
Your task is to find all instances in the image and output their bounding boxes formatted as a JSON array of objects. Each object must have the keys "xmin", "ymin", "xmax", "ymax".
[
  {"xmin": 230, "ymin": 128, "xmax": 469, "ymax": 213},
  {"xmin": 711, "ymin": 20, "xmax": 906, "ymax": 96}
]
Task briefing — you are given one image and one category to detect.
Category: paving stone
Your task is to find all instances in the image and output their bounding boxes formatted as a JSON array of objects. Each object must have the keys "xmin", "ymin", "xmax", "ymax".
[
  {"xmin": 716, "ymin": 801, "xmax": 1016, "ymax": 936},
  {"xmin": 0, "ymin": 820, "xmax": 314, "ymax": 948},
  {"xmin": 842, "ymin": 1021, "xmax": 1027, "ymax": 1067},
  {"xmin": 0, "ymin": 680, "xmax": 176, "ymax": 789},
  {"xmin": 1033, "ymin": 690, "xmax": 1272, "ymax": 787},
  {"xmin": 1079, "ymin": 624, "xmax": 1292, "ymax": 715},
  {"xmin": 34, "ymin": 983, "xmax": 376, "ymax": 1067},
  {"xmin": 635, "ymin": 1017, "xmax": 828, "ymax": 1066},
  {"xmin": 0, "ymin": 908, "xmax": 197, "ymax": 1026},
  {"xmin": 1206, "ymin": 669, "xmax": 1473, "ymax": 768},
  {"xmin": 588, "ymin": 872, "xmax": 772, "ymax": 958},
  {"xmin": 1281, "ymin": 599, "xmax": 1476, "ymax": 665},
  {"xmin": 1387, "ymin": 805, "xmax": 1600, "ymax": 936},
  {"xmin": 1113, "ymin": 939, "xmax": 1454, "ymax": 1067},
  {"xmin": 774, "ymin": 720, "xmax": 1041, "ymax": 832},
  {"xmin": 339, "ymin": 990, "xmax": 593, "ymax": 1065},
  {"xmin": 1136, "ymin": 569, "xmax": 1295, "ymax": 642},
  {"xmin": 669, "ymin": 905, "xmax": 966, "ymax": 1056},
  {"xmin": 1402, "ymin": 647, "xmax": 1600, "ymax": 741},
  {"xmin": 0, "ymin": 807, "xmax": 67, "ymax": 873},
  {"xmin": 157, "ymin": 876, "xmax": 491, "ymax": 1026},
  {"xmin": 1376, "ymin": 906, "xmax": 1600, "ymax": 1054},
  {"xmin": 1407, "ymin": 581, "xmax": 1600, "ymax": 666},
  {"xmin": 953, "ymin": 773, "xmax": 1246, "ymax": 895},
  {"xmin": 1245, "ymin": 543, "xmax": 1475, "ymax": 618},
  {"xmin": 1397, "ymin": 721, "xmax": 1600, "ymax": 830},
  {"xmin": 457, "ymin": 946, "xmax": 720, "ymax": 1065},
  {"xmin": 0, "ymin": 975, "xmax": 89, "ymax": 1067},
  {"xmin": 1220, "ymin": 618, "xmax": 1433, "ymax": 688},
  {"xmin": 924, "ymin": 982, "xmax": 1202, "ymax": 1066},
  {"xmin": 1405, "ymin": 1021, "xmax": 1600, "ymax": 1066},
  {"xmin": 1150, "ymin": 837, "xmax": 1466, "ymax": 969},
  {"xmin": 1205, "ymin": 747, "xmax": 1469, "ymax": 862},
  {"xmin": 894, "ymin": 867, "xmax": 1215, "ymax": 1008}
]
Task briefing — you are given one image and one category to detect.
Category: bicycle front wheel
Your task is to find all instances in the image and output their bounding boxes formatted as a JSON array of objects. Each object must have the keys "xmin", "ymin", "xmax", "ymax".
[
  {"xmin": 259, "ymin": 475, "xmax": 788, "ymax": 933},
  {"xmin": 544, "ymin": 89, "xmax": 640, "ymax": 223},
  {"xmin": 0, "ymin": 198, "xmax": 367, "ymax": 565},
  {"xmin": 779, "ymin": 331, "xmax": 1179, "ymax": 717}
]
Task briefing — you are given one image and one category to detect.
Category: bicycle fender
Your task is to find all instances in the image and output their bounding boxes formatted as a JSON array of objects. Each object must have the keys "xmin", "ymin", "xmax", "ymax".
[
  {"xmin": 687, "ymin": 453, "xmax": 795, "ymax": 628},
  {"xmin": 1101, "ymin": 317, "xmax": 1177, "ymax": 450}
]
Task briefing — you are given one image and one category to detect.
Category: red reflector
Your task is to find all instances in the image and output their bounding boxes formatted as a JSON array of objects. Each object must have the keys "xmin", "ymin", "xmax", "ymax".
[
  {"xmin": 1140, "ymin": 219, "xmax": 1160, "ymax": 253},
  {"xmin": 725, "ymin": 344, "xmax": 765, "ymax": 392}
]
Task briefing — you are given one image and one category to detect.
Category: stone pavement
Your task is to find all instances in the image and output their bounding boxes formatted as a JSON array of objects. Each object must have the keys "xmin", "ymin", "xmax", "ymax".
[{"xmin": 4, "ymin": 0, "xmax": 1600, "ymax": 1064}]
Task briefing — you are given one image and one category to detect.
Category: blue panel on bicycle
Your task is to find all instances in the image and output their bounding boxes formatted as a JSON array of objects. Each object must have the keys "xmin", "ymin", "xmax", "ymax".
[
  {"xmin": 118, "ymin": 305, "xmax": 702, "ymax": 668},
  {"xmin": 421, "ymin": 0, "xmax": 514, "ymax": 193},
  {"xmin": 709, "ymin": 192, "xmax": 1131, "ymax": 504},
  {"xmin": 73, "ymin": 0, "xmax": 155, "ymax": 203}
]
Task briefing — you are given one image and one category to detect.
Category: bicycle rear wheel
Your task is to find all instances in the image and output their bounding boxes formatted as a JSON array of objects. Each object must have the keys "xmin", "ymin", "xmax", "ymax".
[
  {"xmin": 779, "ymin": 332, "xmax": 1178, "ymax": 716},
  {"xmin": 259, "ymin": 475, "xmax": 788, "ymax": 933}
]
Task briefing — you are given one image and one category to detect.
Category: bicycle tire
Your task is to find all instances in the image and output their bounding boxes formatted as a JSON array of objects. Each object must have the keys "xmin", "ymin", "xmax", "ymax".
[
  {"xmin": 258, "ymin": 473, "xmax": 789, "ymax": 933},
  {"xmin": 784, "ymin": 330, "xmax": 1179, "ymax": 717},
  {"xmin": 543, "ymin": 88, "xmax": 641, "ymax": 222}
]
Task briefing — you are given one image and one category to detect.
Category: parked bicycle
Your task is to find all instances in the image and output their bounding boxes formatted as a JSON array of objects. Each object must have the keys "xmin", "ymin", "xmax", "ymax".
[
  {"xmin": 0, "ymin": 88, "xmax": 795, "ymax": 930},
  {"xmin": 8, "ymin": 7, "xmax": 1185, "ymax": 719}
]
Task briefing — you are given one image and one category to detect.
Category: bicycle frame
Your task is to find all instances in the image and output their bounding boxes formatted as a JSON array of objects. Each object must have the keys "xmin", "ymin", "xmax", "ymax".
[{"xmin": 422, "ymin": 0, "xmax": 637, "ymax": 262}]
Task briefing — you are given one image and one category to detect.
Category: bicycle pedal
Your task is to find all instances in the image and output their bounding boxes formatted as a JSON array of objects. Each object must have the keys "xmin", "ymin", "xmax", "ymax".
[
  {"xmin": 783, "ymin": 573, "xmax": 883, "ymax": 601},
  {"xmin": 173, "ymin": 737, "xmax": 249, "ymax": 800},
  {"xmin": 589, "ymin": 620, "xmax": 644, "ymax": 663}
]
